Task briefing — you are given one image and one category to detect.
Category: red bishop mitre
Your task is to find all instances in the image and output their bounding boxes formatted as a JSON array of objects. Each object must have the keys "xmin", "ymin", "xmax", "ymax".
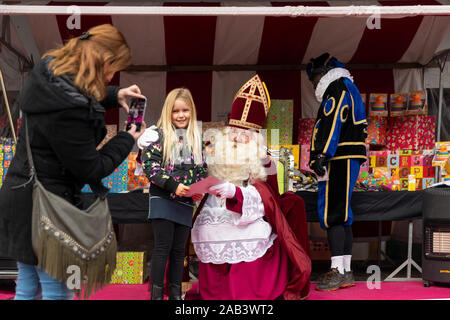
[{"xmin": 228, "ymin": 75, "xmax": 271, "ymax": 131}]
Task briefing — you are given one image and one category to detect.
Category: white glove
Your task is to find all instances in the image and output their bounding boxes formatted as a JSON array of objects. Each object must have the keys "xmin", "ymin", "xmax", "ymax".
[
  {"xmin": 208, "ymin": 182, "xmax": 236, "ymax": 200},
  {"xmin": 137, "ymin": 125, "xmax": 159, "ymax": 150}
]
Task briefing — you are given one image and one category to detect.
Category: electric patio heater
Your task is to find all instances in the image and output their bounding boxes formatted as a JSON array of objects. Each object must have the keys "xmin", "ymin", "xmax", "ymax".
[{"xmin": 422, "ymin": 187, "xmax": 450, "ymax": 287}]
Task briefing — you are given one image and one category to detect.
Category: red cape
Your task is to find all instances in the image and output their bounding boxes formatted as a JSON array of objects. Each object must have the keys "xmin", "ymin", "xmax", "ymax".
[{"xmin": 253, "ymin": 180, "xmax": 311, "ymax": 300}]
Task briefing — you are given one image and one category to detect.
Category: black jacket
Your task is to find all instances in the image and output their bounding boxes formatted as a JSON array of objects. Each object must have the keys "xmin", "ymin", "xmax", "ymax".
[
  {"xmin": 310, "ymin": 77, "xmax": 367, "ymax": 165},
  {"xmin": 142, "ymin": 127, "xmax": 208, "ymax": 207},
  {"xmin": 0, "ymin": 57, "xmax": 135, "ymax": 265}
]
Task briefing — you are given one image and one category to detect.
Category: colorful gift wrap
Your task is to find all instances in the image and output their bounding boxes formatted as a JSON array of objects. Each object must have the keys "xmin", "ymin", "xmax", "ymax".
[
  {"xmin": 415, "ymin": 178, "xmax": 423, "ymax": 190},
  {"xmin": 358, "ymin": 145, "xmax": 370, "ymax": 180},
  {"xmin": 399, "ymin": 155, "xmax": 411, "ymax": 167},
  {"xmin": 411, "ymin": 166, "xmax": 423, "ymax": 179},
  {"xmin": 386, "ymin": 115, "xmax": 436, "ymax": 151},
  {"xmin": 82, "ymin": 159, "xmax": 128, "ymax": 193},
  {"xmin": 390, "ymin": 167, "xmax": 399, "ymax": 178},
  {"xmin": 368, "ymin": 148, "xmax": 437, "ymax": 191},
  {"xmin": 300, "ymin": 144, "xmax": 313, "ymax": 172},
  {"xmin": 297, "ymin": 118, "xmax": 315, "ymax": 146},
  {"xmin": 375, "ymin": 155, "xmax": 388, "ymax": 167},
  {"xmin": 366, "ymin": 116, "xmax": 387, "ymax": 146},
  {"xmin": 110, "ymin": 252, "xmax": 147, "ymax": 284},
  {"xmin": 127, "ymin": 152, "xmax": 149, "ymax": 190},
  {"xmin": 400, "ymin": 178, "xmax": 409, "ymax": 190},
  {"xmin": 423, "ymin": 166, "xmax": 435, "ymax": 178},
  {"xmin": 423, "ymin": 177, "xmax": 435, "ymax": 189},
  {"xmin": 387, "ymin": 155, "xmax": 399, "ymax": 167},
  {"xmin": 411, "ymin": 154, "xmax": 423, "ymax": 167},
  {"xmin": 369, "ymin": 150, "xmax": 388, "ymax": 168},
  {"xmin": 399, "ymin": 167, "xmax": 411, "ymax": 178},
  {"xmin": 263, "ymin": 100, "xmax": 294, "ymax": 145}
]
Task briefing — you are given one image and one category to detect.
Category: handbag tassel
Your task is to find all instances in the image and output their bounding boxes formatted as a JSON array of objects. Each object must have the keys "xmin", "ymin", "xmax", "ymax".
[{"xmin": 36, "ymin": 229, "xmax": 117, "ymax": 300}]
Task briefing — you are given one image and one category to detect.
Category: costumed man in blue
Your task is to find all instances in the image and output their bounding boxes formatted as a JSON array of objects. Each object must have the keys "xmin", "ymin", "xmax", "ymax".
[{"xmin": 306, "ymin": 53, "xmax": 368, "ymax": 291}]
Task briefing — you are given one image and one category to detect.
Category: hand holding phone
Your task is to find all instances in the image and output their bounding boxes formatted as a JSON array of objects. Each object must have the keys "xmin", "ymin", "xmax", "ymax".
[{"xmin": 126, "ymin": 97, "xmax": 147, "ymax": 132}]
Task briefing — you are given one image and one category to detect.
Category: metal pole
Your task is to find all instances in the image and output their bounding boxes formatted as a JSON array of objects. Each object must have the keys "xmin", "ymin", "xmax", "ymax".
[
  {"xmin": 0, "ymin": 68, "xmax": 16, "ymax": 143},
  {"xmin": 436, "ymin": 57, "xmax": 446, "ymax": 143},
  {"xmin": 434, "ymin": 53, "xmax": 448, "ymax": 182},
  {"xmin": 407, "ymin": 221, "xmax": 413, "ymax": 279}
]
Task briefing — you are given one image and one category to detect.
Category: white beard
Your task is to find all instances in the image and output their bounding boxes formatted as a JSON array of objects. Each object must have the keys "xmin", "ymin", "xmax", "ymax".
[{"xmin": 206, "ymin": 128, "xmax": 267, "ymax": 186}]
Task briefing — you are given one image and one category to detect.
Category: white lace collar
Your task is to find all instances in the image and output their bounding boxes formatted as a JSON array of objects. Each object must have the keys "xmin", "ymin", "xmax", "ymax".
[{"xmin": 315, "ymin": 68, "xmax": 354, "ymax": 102}]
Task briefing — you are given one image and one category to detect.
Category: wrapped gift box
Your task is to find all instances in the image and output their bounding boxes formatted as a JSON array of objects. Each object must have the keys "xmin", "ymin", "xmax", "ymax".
[
  {"xmin": 300, "ymin": 144, "xmax": 313, "ymax": 172},
  {"xmin": 82, "ymin": 159, "xmax": 128, "ymax": 193},
  {"xmin": 369, "ymin": 149, "xmax": 436, "ymax": 191},
  {"xmin": 358, "ymin": 145, "xmax": 370, "ymax": 179},
  {"xmin": 386, "ymin": 115, "xmax": 436, "ymax": 150},
  {"xmin": 263, "ymin": 100, "xmax": 293, "ymax": 145},
  {"xmin": 366, "ymin": 117, "xmax": 387, "ymax": 146},
  {"xmin": 110, "ymin": 252, "xmax": 147, "ymax": 284},
  {"xmin": 127, "ymin": 152, "xmax": 149, "ymax": 190},
  {"xmin": 298, "ymin": 118, "xmax": 315, "ymax": 146}
]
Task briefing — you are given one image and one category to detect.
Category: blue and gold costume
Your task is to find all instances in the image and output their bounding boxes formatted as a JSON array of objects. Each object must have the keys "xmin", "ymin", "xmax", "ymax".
[{"xmin": 308, "ymin": 56, "xmax": 368, "ymax": 230}]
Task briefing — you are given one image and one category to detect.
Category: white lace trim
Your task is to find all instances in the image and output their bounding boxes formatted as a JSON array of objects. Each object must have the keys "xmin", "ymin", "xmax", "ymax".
[
  {"xmin": 192, "ymin": 234, "xmax": 277, "ymax": 264},
  {"xmin": 315, "ymin": 68, "xmax": 353, "ymax": 102},
  {"xmin": 191, "ymin": 184, "xmax": 276, "ymax": 264}
]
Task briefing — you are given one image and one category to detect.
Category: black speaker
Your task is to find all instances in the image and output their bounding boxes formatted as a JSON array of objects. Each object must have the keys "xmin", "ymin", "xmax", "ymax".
[{"xmin": 422, "ymin": 186, "xmax": 450, "ymax": 287}]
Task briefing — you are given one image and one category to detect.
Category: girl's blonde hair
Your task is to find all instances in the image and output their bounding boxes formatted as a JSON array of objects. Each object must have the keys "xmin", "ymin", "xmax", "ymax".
[
  {"xmin": 43, "ymin": 24, "xmax": 131, "ymax": 101},
  {"xmin": 157, "ymin": 88, "xmax": 203, "ymax": 165}
]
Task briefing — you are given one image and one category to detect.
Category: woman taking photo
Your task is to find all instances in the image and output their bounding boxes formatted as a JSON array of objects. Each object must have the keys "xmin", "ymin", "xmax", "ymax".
[{"xmin": 0, "ymin": 24, "xmax": 146, "ymax": 300}]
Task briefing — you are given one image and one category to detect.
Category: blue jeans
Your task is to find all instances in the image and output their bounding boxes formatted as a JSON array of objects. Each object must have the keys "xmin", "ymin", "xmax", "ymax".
[{"xmin": 14, "ymin": 262, "xmax": 74, "ymax": 300}]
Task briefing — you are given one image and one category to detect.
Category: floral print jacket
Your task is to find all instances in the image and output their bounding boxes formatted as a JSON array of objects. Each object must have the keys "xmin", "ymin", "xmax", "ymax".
[{"xmin": 142, "ymin": 127, "xmax": 208, "ymax": 204}]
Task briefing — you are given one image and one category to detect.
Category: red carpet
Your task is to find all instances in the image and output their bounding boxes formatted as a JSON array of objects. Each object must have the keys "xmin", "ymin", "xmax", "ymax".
[{"xmin": 2, "ymin": 281, "xmax": 449, "ymax": 300}]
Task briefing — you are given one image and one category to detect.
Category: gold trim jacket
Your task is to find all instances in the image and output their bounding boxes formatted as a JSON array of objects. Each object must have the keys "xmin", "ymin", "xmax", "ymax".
[{"xmin": 310, "ymin": 78, "xmax": 368, "ymax": 166}]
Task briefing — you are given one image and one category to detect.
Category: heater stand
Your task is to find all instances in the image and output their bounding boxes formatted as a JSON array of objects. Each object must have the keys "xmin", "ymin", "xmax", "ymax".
[{"xmin": 384, "ymin": 221, "xmax": 422, "ymax": 281}]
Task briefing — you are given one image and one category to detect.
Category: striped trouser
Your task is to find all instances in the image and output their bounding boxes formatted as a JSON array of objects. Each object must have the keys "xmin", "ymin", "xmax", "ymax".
[{"xmin": 317, "ymin": 158, "xmax": 360, "ymax": 230}]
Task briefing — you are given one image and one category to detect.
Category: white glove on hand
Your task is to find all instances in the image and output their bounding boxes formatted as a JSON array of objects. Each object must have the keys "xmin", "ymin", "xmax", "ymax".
[
  {"xmin": 208, "ymin": 182, "xmax": 236, "ymax": 200},
  {"xmin": 137, "ymin": 125, "xmax": 159, "ymax": 150}
]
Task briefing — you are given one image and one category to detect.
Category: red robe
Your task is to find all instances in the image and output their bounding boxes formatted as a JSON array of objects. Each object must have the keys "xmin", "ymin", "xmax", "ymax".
[
  {"xmin": 181, "ymin": 156, "xmax": 311, "ymax": 300},
  {"xmin": 253, "ymin": 181, "xmax": 311, "ymax": 300},
  {"xmin": 187, "ymin": 179, "xmax": 311, "ymax": 300},
  {"xmin": 254, "ymin": 157, "xmax": 311, "ymax": 299}
]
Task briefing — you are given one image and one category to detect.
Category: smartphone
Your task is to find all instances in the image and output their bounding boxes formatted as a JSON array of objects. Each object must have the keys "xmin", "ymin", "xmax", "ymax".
[{"xmin": 126, "ymin": 97, "xmax": 147, "ymax": 132}]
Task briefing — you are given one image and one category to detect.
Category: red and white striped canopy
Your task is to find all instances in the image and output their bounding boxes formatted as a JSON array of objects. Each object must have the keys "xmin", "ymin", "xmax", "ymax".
[{"xmin": 1, "ymin": 1, "xmax": 450, "ymax": 143}]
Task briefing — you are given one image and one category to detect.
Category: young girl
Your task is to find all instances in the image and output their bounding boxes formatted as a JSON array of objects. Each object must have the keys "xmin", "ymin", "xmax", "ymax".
[{"xmin": 142, "ymin": 88, "xmax": 207, "ymax": 300}]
